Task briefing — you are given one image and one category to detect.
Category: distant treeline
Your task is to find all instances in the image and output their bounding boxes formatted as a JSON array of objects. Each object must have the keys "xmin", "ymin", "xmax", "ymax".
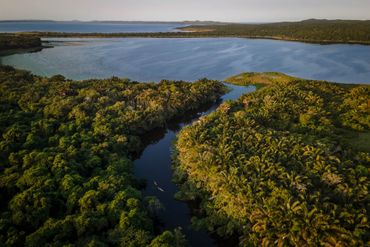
[
  {"xmin": 180, "ymin": 19, "xmax": 370, "ymax": 44},
  {"xmin": 1, "ymin": 19, "xmax": 370, "ymax": 46},
  {"xmin": 0, "ymin": 34, "xmax": 42, "ymax": 52}
]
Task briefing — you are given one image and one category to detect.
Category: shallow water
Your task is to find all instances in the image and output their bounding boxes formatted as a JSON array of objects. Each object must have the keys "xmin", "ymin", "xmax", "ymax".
[
  {"xmin": 134, "ymin": 84, "xmax": 256, "ymax": 247},
  {"xmin": 0, "ymin": 21, "xmax": 184, "ymax": 33},
  {"xmin": 1, "ymin": 38, "xmax": 370, "ymax": 84}
]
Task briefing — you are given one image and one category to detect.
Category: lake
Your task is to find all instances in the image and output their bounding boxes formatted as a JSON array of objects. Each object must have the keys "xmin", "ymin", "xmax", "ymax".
[
  {"xmin": 1, "ymin": 37, "xmax": 370, "ymax": 83},
  {"xmin": 0, "ymin": 21, "xmax": 184, "ymax": 33}
]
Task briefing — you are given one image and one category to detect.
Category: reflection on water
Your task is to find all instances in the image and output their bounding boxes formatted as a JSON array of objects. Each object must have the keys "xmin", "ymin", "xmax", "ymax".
[
  {"xmin": 1, "ymin": 38, "xmax": 370, "ymax": 84},
  {"xmin": 134, "ymin": 84, "xmax": 255, "ymax": 247}
]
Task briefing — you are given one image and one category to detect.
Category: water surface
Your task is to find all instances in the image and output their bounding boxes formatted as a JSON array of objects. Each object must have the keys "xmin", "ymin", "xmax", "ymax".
[
  {"xmin": 0, "ymin": 21, "xmax": 184, "ymax": 33},
  {"xmin": 134, "ymin": 84, "xmax": 256, "ymax": 247},
  {"xmin": 1, "ymin": 38, "xmax": 370, "ymax": 83}
]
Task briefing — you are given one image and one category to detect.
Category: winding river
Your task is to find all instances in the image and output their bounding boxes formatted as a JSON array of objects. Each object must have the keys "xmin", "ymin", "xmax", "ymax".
[{"xmin": 134, "ymin": 84, "xmax": 255, "ymax": 246}]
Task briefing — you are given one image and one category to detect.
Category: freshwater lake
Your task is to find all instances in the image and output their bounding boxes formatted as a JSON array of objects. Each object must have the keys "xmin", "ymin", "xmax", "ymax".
[{"xmin": 1, "ymin": 37, "xmax": 370, "ymax": 84}]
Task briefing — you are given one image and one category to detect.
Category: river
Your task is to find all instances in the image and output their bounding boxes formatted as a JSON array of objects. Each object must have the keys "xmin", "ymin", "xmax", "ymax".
[{"xmin": 134, "ymin": 84, "xmax": 256, "ymax": 246}]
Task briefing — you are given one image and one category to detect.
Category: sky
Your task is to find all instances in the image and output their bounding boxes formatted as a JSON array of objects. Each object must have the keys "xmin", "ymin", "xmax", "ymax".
[{"xmin": 0, "ymin": 0, "xmax": 369, "ymax": 22}]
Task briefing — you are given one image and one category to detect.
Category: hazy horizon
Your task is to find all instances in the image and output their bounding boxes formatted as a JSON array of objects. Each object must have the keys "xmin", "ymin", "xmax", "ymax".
[
  {"xmin": 1, "ymin": 0, "xmax": 369, "ymax": 22},
  {"xmin": 0, "ymin": 19, "xmax": 369, "ymax": 23}
]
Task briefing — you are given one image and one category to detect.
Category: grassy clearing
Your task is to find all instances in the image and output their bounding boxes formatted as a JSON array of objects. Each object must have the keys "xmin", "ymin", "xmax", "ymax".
[{"xmin": 225, "ymin": 71, "xmax": 298, "ymax": 88}]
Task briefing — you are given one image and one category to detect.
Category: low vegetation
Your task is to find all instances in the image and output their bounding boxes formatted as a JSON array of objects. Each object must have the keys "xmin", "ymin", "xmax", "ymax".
[
  {"xmin": 174, "ymin": 72, "xmax": 370, "ymax": 246},
  {"xmin": 225, "ymin": 72, "xmax": 297, "ymax": 89},
  {"xmin": 0, "ymin": 65, "xmax": 227, "ymax": 246}
]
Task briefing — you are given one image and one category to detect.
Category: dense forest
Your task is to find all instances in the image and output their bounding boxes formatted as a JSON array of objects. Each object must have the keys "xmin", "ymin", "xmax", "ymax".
[
  {"xmin": 0, "ymin": 34, "xmax": 42, "ymax": 52},
  {"xmin": 10, "ymin": 19, "xmax": 370, "ymax": 45},
  {"xmin": 174, "ymin": 73, "xmax": 370, "ymax": 246},
  {"xmin": 0, "ymin": 65, "xmax": 227, "ymax": 246}
]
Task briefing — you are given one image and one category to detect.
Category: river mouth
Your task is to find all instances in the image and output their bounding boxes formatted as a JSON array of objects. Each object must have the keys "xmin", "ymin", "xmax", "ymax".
[{"xmin": 133, "ymin": 83, "xmax": 255, "ymax": 247}]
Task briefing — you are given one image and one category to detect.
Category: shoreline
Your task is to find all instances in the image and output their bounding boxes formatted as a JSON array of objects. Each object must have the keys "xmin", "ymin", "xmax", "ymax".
[{"xmin": 2, "ymin": 31, "xmax": 370, "ymax": 46}]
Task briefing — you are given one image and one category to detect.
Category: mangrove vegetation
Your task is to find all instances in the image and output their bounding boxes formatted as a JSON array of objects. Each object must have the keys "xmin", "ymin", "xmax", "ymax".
[
  {"xmin": 0, "ymin": 65, "xmax": 227, "ymax": 246},
  {"xmin": 174, "ymin": 72, "xmax": 370, "ymax": 246}
]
